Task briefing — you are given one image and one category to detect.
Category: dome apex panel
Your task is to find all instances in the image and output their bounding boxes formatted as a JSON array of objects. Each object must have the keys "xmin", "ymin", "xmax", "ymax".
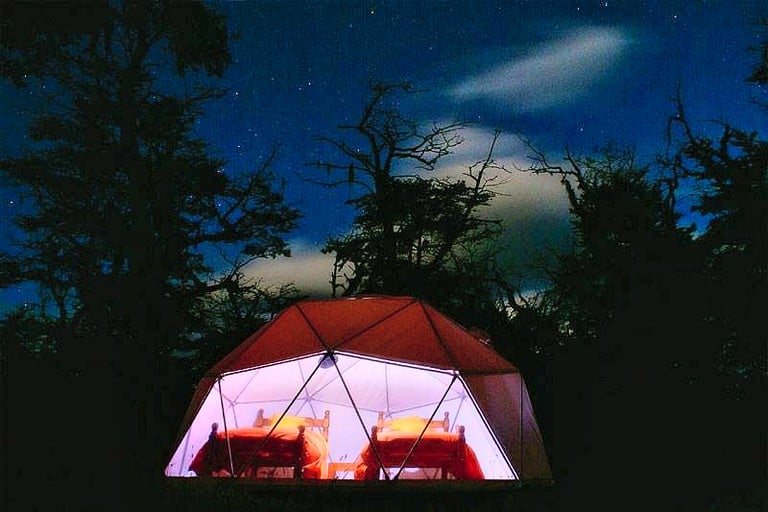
[
  {"xmin": 335, "ymin": 301, "xmax": 454, "ymax": 369},
  {"xmin": 296, "ymin": 296, "xmax": 416, "ymax": 348},
  {"xmin": 211, "ymin": 306, "xmax": 326, "ymax": 372}
]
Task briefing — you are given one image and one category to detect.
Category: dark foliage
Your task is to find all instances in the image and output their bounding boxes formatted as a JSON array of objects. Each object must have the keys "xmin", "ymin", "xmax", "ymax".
[
  {"xmin": 668, "ymin": 105, "xmax": 768, "ymax": 399},
  {"xmin": 1, "ymin": 1, "xmax": 301, "ymax": 509},
  {"xmin": 512, "ymin": 136, "xmax": 765, "ymax": 509}
]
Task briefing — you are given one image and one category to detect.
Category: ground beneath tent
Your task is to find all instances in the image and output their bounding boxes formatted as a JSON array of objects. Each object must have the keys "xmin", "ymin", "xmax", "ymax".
[
  {"xmin": 156, "ymin": 478, "xmax": 766, "ymax": 512},
  {"xmin": 159, "ymin": 478, "xmax": 556, "ymax": 512}
]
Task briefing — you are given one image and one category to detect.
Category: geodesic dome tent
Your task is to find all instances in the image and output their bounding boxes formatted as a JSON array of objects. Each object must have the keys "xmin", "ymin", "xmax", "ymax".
[{"xmin": 164, "ymin": 295, "xmax": 552, "ymax": 481}]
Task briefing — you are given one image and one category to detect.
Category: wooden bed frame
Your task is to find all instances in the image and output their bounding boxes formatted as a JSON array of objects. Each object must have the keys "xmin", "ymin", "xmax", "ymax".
[
  {"xmin": 368, "ymin": 411, "xmax": 466, "ymax": 480},
  {"xmin": 376, "ymin": 410, "xmax": 452, "ymax": 433},
  {"xmin": 203, "ymin": 408, "xmax": 330, "ymax": 479},
  {"xmin": 252, "ymin": 408, "xmax": 331, "ymax": 441}
]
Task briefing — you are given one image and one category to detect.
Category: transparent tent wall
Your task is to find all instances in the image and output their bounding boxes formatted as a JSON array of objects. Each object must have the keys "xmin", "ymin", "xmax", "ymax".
[{"xmin": 165, "ymin": 352, "xmax": 517, "ymax": 479}]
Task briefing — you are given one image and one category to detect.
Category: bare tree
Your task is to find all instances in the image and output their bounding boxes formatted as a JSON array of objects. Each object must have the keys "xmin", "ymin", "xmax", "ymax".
[
  {"xmin": 311, "ymin": 81, "xmax": 509, "ymax": 333},
  {"xmin": 311, "ymin": 81, "xmax": 465, "ymax": 295}
]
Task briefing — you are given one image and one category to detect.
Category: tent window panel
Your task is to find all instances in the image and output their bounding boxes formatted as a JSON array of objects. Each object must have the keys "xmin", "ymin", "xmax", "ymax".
[{"xmin": 165, "ymin": 386, "xmax": 229, "ymax": 477}]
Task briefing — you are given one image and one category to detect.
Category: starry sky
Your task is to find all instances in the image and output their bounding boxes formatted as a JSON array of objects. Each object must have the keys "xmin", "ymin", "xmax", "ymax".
[{"xmin": 2, "ymin": 0, "xmax": 767, "ymax": 310}]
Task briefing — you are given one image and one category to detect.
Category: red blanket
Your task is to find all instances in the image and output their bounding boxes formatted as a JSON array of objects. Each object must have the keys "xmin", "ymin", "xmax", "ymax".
[
  {"xmin": 189, "ymin": 426, "xmax": 328, "ymax": 479},
  {"xmin": 353, "ymin": 430, "xmax": 484, "ymax": 480}
]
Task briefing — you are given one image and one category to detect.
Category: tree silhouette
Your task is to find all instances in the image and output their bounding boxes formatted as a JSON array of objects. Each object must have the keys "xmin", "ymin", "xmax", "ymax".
[
  {"xmin": 0, "ymin": 1, "xmax": 299, "ymax": 506},
  {"xmin": 516, "ymin": 144, "xmax": 725, "ymax": 507},
  {"xmin": 313, "ymin": 82, "xmax": 509, "ymax": 328},
  {"xmin": 525, "ymin": 146, "xmax": 698, "ymax": 346},
  {"xmin": 665, "ymin": 99, "xmax": 767, "ymax": 392}
]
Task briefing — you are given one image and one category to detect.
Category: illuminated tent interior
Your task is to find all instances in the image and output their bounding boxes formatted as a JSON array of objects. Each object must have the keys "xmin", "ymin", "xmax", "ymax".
[{"xmin": 164, "ymin": 296, "xmax": 552, "ymax": 481}]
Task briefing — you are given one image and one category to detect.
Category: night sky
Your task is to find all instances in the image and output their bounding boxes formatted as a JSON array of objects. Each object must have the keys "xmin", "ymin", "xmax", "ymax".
[{"xmin": 2, "ymin": 0, "xmax": 767, "ymax": 310}]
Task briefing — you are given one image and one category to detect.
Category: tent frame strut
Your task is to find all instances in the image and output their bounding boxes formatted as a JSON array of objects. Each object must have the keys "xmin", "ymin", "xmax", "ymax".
[
  {"xmin": 232, "ymin": 358, "xmax": 326, "ymax": 478},
  {"xmin": 295, "ymin": 305, "xmax": 393, "ymax": 481},
  {"xmin": 216, "ymin": 378, "xmax": 236, "ymax": 477},
  {"xmin": 391, "ymin": 373, "xmax": 458, "ymax": 481}
]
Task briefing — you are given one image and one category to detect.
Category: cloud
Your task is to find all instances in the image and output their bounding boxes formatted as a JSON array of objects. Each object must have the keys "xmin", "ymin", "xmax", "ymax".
[
  {"xmin": 447, "ymin": 26, "xmax": 630, "ymax": 113},
  {"xmin": 432, "ymin": 127, "xmax": 573, "ymax": 277},
  {"xmin": 433, "ymin": 127, "xmax": 570, "ymax": 218},
  {"xmin": 247, "ymin": 129, "xmax": 574, "ymax": 294},
  {"xmin": 244, "ymin": 240, "xmax": 334, "ymax": 297}
]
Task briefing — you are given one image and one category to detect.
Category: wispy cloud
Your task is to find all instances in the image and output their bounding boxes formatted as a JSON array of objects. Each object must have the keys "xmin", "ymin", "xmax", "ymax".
[
  {"xmin": 447, "ymin": 26, "xmax": 630, "ymax": 112},
  {"xmin": 433, "ymin": 126, "xmax": 569, "ymax": 218},
  {"xmin": 432, "ymin": 126, "xmax": 573, "ymax": 277},
  {"xmin": 244, "ymin": 240, "xmax": 334, "ymax": 297},
  {"xmin": 247, "ymin": 129, "xmax": 573, "ymax": 295}
]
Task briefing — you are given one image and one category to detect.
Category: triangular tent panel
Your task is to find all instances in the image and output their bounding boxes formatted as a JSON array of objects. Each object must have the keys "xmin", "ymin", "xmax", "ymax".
[
  {"xmin": 338, "ymin": 303, "xmax": 455, "ymax": 368},
  {"xmin": 165, "ymin": 296, "xmax": 552, "ymax": 481}
]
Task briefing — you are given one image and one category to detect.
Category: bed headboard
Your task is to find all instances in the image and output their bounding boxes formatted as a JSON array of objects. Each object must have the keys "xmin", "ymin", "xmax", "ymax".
[
  {"xmin": 253, "ymin": 408, "xmax": 331, "ymax": 441},
  {"xmin": 376, "ymin": 411, "xmax": 451, "ymax": 433}
]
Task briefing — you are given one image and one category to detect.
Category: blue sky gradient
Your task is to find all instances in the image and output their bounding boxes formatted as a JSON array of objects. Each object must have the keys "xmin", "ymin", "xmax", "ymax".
[{"xmin": 2, "ymin": 0, "xmax": 767, "ymax": 307}]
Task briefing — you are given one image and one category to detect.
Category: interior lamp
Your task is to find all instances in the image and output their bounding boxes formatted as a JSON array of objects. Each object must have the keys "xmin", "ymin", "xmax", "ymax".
[{"xmin": 319, "ymin": 352, "xmax": 337, "ymax": 369}]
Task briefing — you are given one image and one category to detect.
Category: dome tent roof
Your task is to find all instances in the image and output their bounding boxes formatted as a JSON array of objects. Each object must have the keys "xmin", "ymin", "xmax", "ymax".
[{"xmin": 208, "ymin": 295, "xmax": 516, "ymax": 374}]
